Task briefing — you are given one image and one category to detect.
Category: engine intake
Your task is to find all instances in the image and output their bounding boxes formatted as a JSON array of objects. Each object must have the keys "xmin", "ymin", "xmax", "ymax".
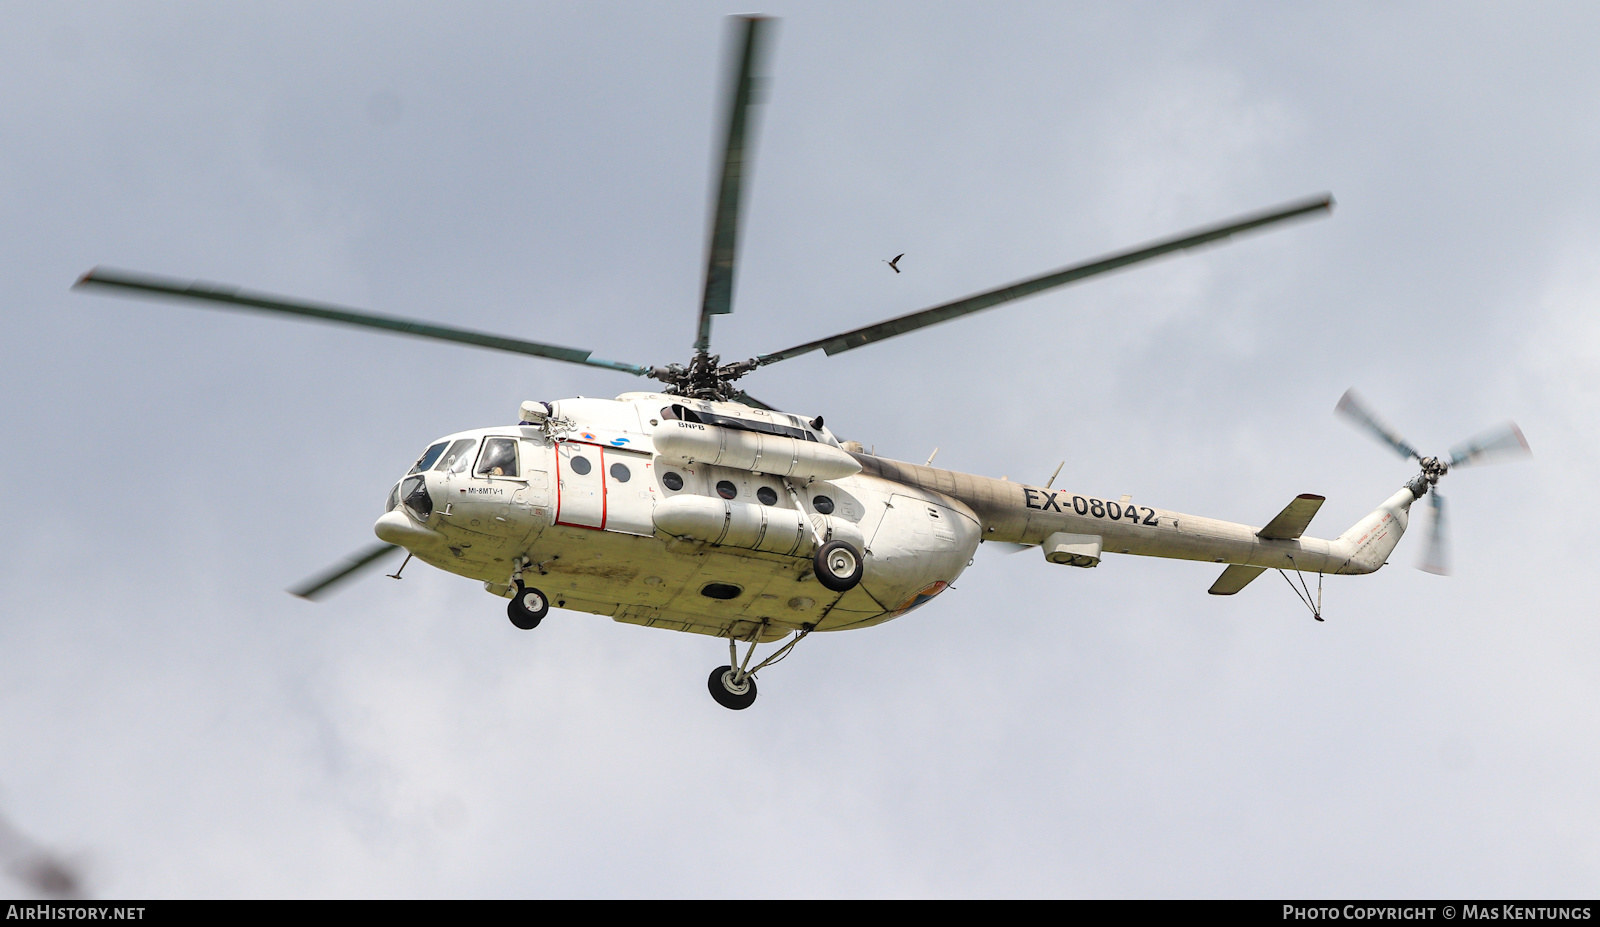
[{"xmin": 655, "ymin": 421, "xmax": 861, "ymax": 481}]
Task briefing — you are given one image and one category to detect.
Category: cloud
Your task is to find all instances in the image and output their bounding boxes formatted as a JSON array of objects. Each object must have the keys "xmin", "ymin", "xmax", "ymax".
[{"xmin": 1, "ymin": 1, "xmax": 1595, "ymax": 898}]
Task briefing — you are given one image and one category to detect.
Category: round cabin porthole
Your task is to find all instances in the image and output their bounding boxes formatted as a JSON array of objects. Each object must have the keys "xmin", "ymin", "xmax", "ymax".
[
  {"xmin": 662, "ymin": 471, "xmax": 684, "ymax": 491},
  {"xmin": 570, "ymin": 456, "xmax": 592, "ymax": 475},
  {"xmin": 756, "ymin": 486, "xmax": 778, "ymax": 506},
  {"xmin": 716, "ymin": 480, "xmax": 738, "ymax": 500},
  {"xmin": 700, "ymin": 582, "xmax": 742, "ymax": 600},
  {"xmin": 812, "ymin": 495, "xmax": 835, "ymax": 514},
  {"xmin": 610, "ymin": 462, "xmax": 631, "ymax": 482}
]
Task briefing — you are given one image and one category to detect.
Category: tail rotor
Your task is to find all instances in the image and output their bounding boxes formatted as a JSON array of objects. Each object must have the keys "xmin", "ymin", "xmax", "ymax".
[
  {"xmin": 1334, "ymin": 388, "xmax": 1529, "ymax": 574},
  {"xmin": 1335, "ymin": 388, "xmax": 1422, "ymax": 462},
  {"xmin": 1420, "ymin": 490, "xmax": 1450, "ymax": 576},
  {"xmin": 1448, "ymin": 422, "xmax": 1531, "ymax": 469}
]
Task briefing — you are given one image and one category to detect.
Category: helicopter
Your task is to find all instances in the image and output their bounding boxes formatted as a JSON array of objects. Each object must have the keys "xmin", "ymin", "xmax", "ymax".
[{"xmin": 73, "ymin": 16, "xmax": 1528, "ymax": 710}]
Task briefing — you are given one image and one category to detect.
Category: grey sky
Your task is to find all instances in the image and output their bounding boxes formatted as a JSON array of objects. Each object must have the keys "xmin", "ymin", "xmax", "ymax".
[{"xmin": 2, "ymin": 1, "xmax": 1597, "ymax": 898}]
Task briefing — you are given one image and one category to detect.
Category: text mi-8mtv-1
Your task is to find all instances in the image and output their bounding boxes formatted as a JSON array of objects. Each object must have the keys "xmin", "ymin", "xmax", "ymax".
[{"xmin": 76, "ymin": 16, "xmax": 1527, "ymax": 709}]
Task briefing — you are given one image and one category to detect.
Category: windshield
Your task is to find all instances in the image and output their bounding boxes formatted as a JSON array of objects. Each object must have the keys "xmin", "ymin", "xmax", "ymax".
[
  {"xmin": 409, "ymin": 441, "xmax": 448, "ymax": 474},
  {"xmin": 433, "ymin": 438, "xmax": 477, "ymax": 473}
]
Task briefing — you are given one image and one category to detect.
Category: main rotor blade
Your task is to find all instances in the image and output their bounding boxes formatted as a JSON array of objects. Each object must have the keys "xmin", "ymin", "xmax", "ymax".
[
  {"xmin": 755, "ymin": 193, "xmax": 1332, "ymax": 365},
  {"xmin": 289, "ymin": 542, "xmax": 402, "ymax": 601},
  {"xmin": 75, "ymin": 268, "xmax": 653, "ymax": 375},
  {"xmin": 730, "ymin": 390, "xmax": 779, "ymax": 411},
  {"xmin": 1335, "ymin": 388, "xmax": 1420, "ymax": 461},
  {"xmin": 1448, "ymin": 422, "xmax": 1530, "ymax": 468},
  {"xmin": 1419, "ymin": 491, "xmax": 1450, "ymax": 576},
  {"xmin": 694, "ymin": 15, "xmax": 774, "ymax": 353}
]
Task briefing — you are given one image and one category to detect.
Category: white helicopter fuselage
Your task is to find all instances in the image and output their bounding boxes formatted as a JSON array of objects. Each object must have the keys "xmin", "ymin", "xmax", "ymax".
[
  {"xmin": 374, "ymin": 392, "xmax": 1419, "ymax": 643},
  {"xmin": 77, "ymin": 17, "xmax": 1411, "ymax": 706}
]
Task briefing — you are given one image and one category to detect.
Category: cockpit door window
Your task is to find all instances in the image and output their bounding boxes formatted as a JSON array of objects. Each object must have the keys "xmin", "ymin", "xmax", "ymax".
[{"xmin": 474, "ymin": 437, "xmax": 520, "ymax": 478}]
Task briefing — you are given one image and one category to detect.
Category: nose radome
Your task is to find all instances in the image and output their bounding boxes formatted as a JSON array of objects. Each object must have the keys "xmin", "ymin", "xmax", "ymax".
[{"xmin": 375, "ymin": 509, "xmax": 444, "ymax": 549}]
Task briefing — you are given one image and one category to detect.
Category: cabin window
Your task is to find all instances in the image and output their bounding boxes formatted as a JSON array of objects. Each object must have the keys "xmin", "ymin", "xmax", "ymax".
[
  {"xmin": 610, "ymin": 462, "xmax": 631, "ymax": 482},
  {"xmin": 475, "ymin": 437, "xmax": 519, "ymax": 477},
  {"xmin": 661, "ymin": 471, "xmax": 684, "ymax": 491},
  {"xmin": 716, "ymin": 480, "xmax": 738, "ymax": 500},
  {"xmin": 385, "ymin": 482, "xmax": 401, "ymax": 513},
  {"xmin": 812, "ymin": 495, "xmax": 835, "ymax": 514},
  {"xmin": 433, "ymin": 438, "xmax": 477, "ymax": 473},
  {"xmin": 756, "ymin": 486, "xmax": 778, "ymax": 506},
  {"xmin": 410, "ymin": 442, "xmax": 448, "ymax": 474},
  {"xmin": 570, "ymin": 455, "xmax": 592, "ymax": 475}
]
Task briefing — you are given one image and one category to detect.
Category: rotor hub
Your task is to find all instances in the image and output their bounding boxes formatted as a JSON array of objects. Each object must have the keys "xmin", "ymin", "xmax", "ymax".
[{"xmin": 652, "ymin": 351, "xmax": 760, "ymax": 402}]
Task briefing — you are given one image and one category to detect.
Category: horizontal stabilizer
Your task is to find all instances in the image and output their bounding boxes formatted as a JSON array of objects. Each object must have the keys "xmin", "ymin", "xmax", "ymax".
[
  {"xmin": 1209, "ymin": 564, "xmax": 1267, "ymax": 595},
  {"xmin": 1257, "ymin": 493, "xmax": 1325, "ymax": 540}
]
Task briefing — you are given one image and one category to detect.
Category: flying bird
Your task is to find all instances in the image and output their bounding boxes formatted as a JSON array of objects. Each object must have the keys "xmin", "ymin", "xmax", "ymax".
[{"xmin": 884, "ymin": 253, "xmax": 904, "ymax": 273}]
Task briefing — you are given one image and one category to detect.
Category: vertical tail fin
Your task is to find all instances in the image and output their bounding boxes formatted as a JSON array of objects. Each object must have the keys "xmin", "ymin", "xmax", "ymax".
[{"xmin": 1331, "ymin": 484, "xmax": 1421, "ymax": 574}]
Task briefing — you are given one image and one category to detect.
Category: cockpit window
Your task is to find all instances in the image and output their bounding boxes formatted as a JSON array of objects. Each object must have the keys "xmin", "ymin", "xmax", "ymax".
[
  {"xmin": 410, "ymin": 442, "xmax": 449, "ymax": 475},
  {"xmin": 475, "ymin": 437, "xmax": 519, "ymax": 478},
  {"xmin": 401, "ymin": 476, "xmax": 432, "ymax": 518},
  {"xmin": 433, "ymin": 438, "xmax": 477, "ymax": 473}
]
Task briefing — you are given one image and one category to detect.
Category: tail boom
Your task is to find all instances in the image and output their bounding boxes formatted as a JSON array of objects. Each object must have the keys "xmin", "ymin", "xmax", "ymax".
[{"xmin": 849, "ymin": 453, "xmax": 1419, "ymax": 576}]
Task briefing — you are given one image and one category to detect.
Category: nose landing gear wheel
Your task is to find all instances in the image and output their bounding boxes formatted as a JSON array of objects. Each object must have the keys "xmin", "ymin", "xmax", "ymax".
[
  {"xmin": 507, "ymin": 582, "xmax": 549, "ymax": 630},
  {"xmin": 813, "ymin": 540, "xmax": 864, "ymax": 592},
  {"xmin": 708, "ymin": 665, "xmax": 757, "ymax": 710}
]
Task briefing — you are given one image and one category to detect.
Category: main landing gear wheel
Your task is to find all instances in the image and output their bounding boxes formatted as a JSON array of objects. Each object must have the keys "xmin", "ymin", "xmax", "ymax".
[
  {"xmin": 813, "ymin": 540, "xmax": 864, "ymax": 592},
  {"xmin": 708, "ymin": 625, "xmax": 812, "ymax": 710},
  {"xmin": 507, "ymin": 582, "xmax": 549, "ymax": 630},
  {"xmin": 708, "ymin": 665, "xmax": 758, "ymax": 710}
]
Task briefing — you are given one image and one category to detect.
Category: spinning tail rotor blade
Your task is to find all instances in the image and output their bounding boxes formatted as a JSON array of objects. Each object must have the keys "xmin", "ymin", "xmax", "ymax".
[
  {"xmin": 1335, "ymin": 388, "xmax": 1420, "ymax": 460},
  {"xmin": 74, "ymin": 268, "xmax": 654, "ymax": 375},
  {"xmin": 289, "ymin": 543, "xmax": 402, "ymax": 601},
  {"xmin": 1420, "ymin": 491, "xmax": 1451, "ymax": 576},
  {"xmin": 755, "ymin": 194, "xmax": 1333, "ymax": 365},
  {"xmin": 1448, "ymin": 422, "xmax": 1531, "ymax": 468},
  {"xmin": 1332, "ymin": 390, "xmax": 1531, "ymax": 576},
  {"xmin": 694, "ymin": 15, "xmax": 773, "ymax": 354}
]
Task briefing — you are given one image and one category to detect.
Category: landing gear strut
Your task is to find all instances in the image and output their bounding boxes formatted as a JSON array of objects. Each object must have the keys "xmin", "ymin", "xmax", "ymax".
[
  {"xmin": 780, "ymin": 480, "xmax": 864, "ymax": 593},
  {"xmin": 506, "ymin": 557, "xmax": 549, "ymax": 630},
  {"xmin": 708, "ymin": 625, "xmax": 813, "ymax": 710}
]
